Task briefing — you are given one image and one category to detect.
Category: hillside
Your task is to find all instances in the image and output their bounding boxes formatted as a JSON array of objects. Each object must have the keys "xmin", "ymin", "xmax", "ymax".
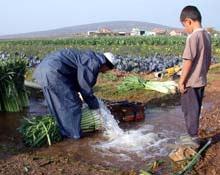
[{"xmin": 0, "ymin": 21, "xmax": 175, "ymax": 39}]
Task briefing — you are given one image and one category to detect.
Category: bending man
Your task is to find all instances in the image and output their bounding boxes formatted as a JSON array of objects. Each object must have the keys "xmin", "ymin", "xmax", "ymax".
[{"xmin": 34, "ymin": 49, "xmax": 116, "ymax": 139}]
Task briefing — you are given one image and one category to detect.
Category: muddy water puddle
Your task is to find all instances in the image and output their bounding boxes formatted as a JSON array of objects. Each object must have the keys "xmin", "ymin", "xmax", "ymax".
[
  {"xmin": 0, "ymin": 97, "xmax": 47, "ymax": 142},
  {"xmin": 0, "ymin": 97, "xmax": 202, "ymax": 170}
]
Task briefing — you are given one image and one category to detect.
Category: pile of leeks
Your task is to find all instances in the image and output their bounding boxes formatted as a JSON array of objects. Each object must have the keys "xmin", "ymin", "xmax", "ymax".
[{"xmin": 0, "ymin": 56, "xmax": 29, "ymax": 112}]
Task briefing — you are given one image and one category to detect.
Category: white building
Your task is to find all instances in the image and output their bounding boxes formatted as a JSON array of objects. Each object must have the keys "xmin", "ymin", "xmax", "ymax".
[
  {"xmin": 144, "ymin": 31, "xmax": 156, "ymax": 36},
  {"xmin": 169, "ymin": 30, "xmax": 185, "ymax": 36},
  {"xmin": 87, "ymin": 31, "xmax": 98, "ymax": 36},
  {"xmin": 130, "ymin": 28, "xmax": 146, "ymax": 36}
]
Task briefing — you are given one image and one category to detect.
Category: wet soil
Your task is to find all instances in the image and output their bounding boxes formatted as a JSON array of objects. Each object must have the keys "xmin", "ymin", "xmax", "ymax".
[
  {"xmin": 192, "ymin": 71, "xmax": 220, "ymax": 175},
  {"xmin": 0, "ymin": 65, "xmax": 220, "ymax": 175},
  {"xmin": 0, "ymin": 100, "xmax": 186, "ymax": 175}
]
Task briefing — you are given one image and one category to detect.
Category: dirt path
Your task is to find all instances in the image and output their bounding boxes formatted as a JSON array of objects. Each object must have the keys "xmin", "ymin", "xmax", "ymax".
[{"xmin": 193, "ymin": 72, "xmax": 220, "ymax": 175}]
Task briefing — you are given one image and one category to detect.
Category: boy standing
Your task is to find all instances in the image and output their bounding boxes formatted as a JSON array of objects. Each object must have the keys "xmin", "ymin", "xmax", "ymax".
[{"xmin": 179, "ymin": 6, "xmax": 212, "ymax": 146}]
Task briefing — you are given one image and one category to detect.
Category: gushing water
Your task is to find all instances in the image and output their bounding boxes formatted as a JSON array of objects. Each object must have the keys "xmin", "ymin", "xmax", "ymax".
[
  {"xmin": 97, "ymin": 100, "xmax": 177, "ymax": 160},
  {"xmin": 99, "ymin": 100, "xmax": 124, "ymax": 138}
]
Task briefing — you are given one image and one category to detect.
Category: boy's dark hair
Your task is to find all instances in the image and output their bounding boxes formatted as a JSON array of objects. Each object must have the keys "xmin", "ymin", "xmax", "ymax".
[
  {"xmin": 180, "ymin": 6, "xmax": 202, "ymax": 22},
  {"xmin": 105, "ymin": 59, "xmax": 114, "ymax": 69}
]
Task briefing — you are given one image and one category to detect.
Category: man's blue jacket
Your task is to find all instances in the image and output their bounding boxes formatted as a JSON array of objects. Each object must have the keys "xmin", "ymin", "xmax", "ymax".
[{"xmin": 34, "ymin": 49, "xmax": 107, "ymax": 138}]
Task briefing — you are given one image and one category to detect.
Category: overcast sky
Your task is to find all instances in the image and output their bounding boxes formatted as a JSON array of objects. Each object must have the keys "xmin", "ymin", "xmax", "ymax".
[{"xmin": 0, "ymin": 0, "xmax": 219, "ymax": 35}]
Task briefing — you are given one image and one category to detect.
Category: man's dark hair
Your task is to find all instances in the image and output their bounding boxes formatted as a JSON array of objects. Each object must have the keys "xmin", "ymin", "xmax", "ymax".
[
  {"xmin": 180, "ymin": 6, "xmax": 202, "ymax": 22},
  {"xmin": 105, "ymin": 59, "xmax": 114, "ymax": 69}
]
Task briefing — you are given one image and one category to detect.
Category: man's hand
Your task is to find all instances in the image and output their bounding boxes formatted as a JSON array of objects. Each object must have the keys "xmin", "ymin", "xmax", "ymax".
[{"xmin": 92, "ymin": 108, "xmax": 101, "ymax": 116}]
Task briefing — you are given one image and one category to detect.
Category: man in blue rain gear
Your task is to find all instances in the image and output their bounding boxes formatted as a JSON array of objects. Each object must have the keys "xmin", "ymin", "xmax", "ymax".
[{"xmin": 34, "ymin": 49, "xmax": 116, "ymax": 139}]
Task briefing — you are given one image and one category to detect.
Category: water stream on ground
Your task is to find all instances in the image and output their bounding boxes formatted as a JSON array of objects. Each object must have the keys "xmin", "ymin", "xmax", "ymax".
[{"xmin": 0, "ymin": 96, "xmax": 189, "ymax": 170}]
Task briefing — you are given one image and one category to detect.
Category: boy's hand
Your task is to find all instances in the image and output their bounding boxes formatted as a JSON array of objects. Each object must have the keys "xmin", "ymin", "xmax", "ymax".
[
  {"xmin": 178, "ymin": 82, "xmax": 187, "ymax": 94},
  {"xmin": 178, "ymin": 59, "xmax": 192, "ymax": 94}
]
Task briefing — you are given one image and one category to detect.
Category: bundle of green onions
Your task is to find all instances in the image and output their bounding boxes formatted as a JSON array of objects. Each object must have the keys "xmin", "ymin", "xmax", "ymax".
[
  {"xmin": 18, "ymin": 106, "xmax": 104, "ymax": 147},
  {"xmin": 18, "ymin": 115, "xmax": 62, "ymax": 147},
  {"xmin": 117, "ymin": 76, "xmax": 178, "ymax": 94},
  {"xmin": 81, "ymin": 107, "xmax": 103, "ymax": 132},
  {"xmin": 0, "ymin": 56, "xmax": 29, "ymax": 112}
]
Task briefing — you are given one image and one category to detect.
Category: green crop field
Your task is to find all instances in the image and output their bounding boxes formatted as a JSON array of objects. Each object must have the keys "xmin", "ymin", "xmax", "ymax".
[{"xmin": 0, "ymin": 36, "xmax": 220, "ymax": 59}]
